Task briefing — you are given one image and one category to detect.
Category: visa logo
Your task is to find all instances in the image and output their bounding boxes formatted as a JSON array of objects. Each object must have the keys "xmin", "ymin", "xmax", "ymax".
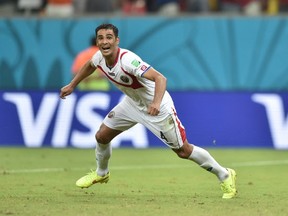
[
  {"xmin": 3, "ymin": 92, "xmax": 148, "ymax": 148},
  {"xmin": 252, "ymin": 94, "xmax": 288, "ymax": 150}
]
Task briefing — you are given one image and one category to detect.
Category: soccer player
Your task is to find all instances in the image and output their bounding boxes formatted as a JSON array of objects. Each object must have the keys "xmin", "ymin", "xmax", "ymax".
[
  {"xmin": 60, "ymin": 23, "xmax": 237, "ymax": 199},
  {"xmin": 71, "ymin": 36, "xmax": 110, "ymax": 91}
]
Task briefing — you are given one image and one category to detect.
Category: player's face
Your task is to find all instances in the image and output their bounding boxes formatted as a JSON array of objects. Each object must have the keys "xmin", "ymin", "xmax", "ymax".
[{"xmin": 96, "ymin": 29, "xmax": 119, "ymax": 58}]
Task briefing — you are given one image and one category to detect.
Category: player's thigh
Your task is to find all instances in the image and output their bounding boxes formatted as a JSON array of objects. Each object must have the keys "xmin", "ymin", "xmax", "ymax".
[
  {"xmin": 143, "ymin": 112, "xmax": 186, "ymax": 149},
  {"xmin": 102, "ymin": 99, "xmax": 138, "ymax": 132}
]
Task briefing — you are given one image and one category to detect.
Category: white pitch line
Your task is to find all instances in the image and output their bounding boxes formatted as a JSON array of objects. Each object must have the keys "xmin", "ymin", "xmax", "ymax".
[
  {"xmin": 1, "ymin": 165, "xmax": 189, "ymax": 174},
  {"xmin": 231, "ymin": 160, "xmax": 288, "ymax": 167},
  {"xmin": 1, "ymin": 168, "xmax": 68, "ymax": 174},
  {"xmin": 1, "ymin": 160, "xmax": 288, "ymax": 174}
]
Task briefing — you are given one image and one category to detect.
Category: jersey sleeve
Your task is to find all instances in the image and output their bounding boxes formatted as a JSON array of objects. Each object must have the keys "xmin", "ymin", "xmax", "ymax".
[{"xmin": 120, "ymin": 51, "xmax": 151, "ymax": 77}]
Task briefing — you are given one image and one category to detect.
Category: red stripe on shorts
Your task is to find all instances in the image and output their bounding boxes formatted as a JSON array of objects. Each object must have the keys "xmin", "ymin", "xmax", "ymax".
[{"xmin": 172, "ymin": 108, "xmax": 187, "ymax": 142}]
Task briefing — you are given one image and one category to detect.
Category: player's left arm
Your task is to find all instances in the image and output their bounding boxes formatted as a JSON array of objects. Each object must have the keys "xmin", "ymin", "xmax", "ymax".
[{"xmin": 142, "ymin": 68, "xmax": 167, "ymax": 116}]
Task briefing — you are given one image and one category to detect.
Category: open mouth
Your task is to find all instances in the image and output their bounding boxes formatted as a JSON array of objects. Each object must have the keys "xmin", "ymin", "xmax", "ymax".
[{"xmin": 102, "ymin": 47, "xmax": 110, "ymax": 52}]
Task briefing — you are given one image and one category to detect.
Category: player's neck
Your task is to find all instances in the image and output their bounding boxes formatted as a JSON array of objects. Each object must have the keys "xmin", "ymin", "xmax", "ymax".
[{"xmin": 105, "ymin": 48, "xmax": 120, "ymax": 68}]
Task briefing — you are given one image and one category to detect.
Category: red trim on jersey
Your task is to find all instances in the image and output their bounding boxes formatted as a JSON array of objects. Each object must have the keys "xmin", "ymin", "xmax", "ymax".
[
  {"xmin": 109, "ymin": 48, "xmax": 120, "ymax": 68},
  {"xmin": 121, "ymin": 67, "xmax": 144, "ymax": 89},
  {"xmin": 172, "ymin": 108, "xmax": 187, "ymax": 142},
  {"xmin": 120, "ymin": 50, "xmax": 127, "ymax": 60},
  {"xmin": 97, "ymin": 51, "xmax": 144, "ymax": 89},
  {"xmin": 98, "ymin": 66, "xmax": 144, "ymax": 89},
  {"xmin": 119, "ymin": 51, "xmax": 143, "ymax": 89}
]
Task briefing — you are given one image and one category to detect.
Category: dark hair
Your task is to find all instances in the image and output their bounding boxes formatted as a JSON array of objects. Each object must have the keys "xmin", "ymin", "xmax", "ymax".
[{"xmin": 95, "ymin": 23, "xmax": 119, "ymax": 38}]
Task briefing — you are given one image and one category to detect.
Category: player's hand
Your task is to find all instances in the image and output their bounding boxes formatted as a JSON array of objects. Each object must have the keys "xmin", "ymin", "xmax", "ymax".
[
  {"xmin": 60, "ymin": 84, "xmax": 74, "ymax": 99},
  {"xmin": 147, "ymin": 103, "xmax": 160, "ymax": 116}
]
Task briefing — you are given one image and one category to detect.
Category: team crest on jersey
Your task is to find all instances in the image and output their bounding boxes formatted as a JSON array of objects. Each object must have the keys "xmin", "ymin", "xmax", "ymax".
[
  {"xmin": 131, "ymin": 59, "xmax": 140, "ymax": 67},
  {"xmin": 108, "ymin": 111, "xmax": 115, "ymax": 118},
  {"xmin": 120, "ymin": 75, "xmax": 130, "ymax": 83}
]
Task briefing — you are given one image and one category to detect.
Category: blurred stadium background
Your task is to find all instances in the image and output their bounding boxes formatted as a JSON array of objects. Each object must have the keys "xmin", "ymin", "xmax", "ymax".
[{"xmin": 0, "ymin": 0, "xmax": 288, "ymax": 149}]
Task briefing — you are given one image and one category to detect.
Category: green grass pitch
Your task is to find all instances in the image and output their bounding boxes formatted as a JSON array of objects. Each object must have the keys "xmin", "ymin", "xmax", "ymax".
[{"xmin": 0, "ymin": 147, "xmax": 287, "ymax": 216}]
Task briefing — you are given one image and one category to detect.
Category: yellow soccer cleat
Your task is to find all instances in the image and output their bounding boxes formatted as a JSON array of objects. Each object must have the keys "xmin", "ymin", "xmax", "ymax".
[
  {"xmin": 76, "ymin": 170, "xmax": 110, "ymax": 188},
  {"xmin": 220, "ymin": 168, "xmax": 237, "ymax": 199}
]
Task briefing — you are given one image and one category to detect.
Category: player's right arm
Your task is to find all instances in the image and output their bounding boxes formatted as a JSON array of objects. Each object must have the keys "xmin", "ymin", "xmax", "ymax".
[{"xmin": 60, "ymin": 60, "xmax": 96, "ymax": 99}]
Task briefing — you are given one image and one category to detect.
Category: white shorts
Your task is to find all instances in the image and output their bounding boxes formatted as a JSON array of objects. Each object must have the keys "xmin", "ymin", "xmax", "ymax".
[{"xmin": 103, "ymin": 96, "xmax": 187, "ymax": 149}]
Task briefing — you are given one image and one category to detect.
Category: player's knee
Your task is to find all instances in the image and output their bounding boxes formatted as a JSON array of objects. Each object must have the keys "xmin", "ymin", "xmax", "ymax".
[
  {"xmin": 95, "ymin": 131, "xmax": 110, "ymax": 144},
  {"xmin": 173, "ymin": 142, "xmax": 192, "ymax": 159},
  {"xmin": 178, "ymin": 151, "xmax": 190, "ymax": 159},
  {"xmin": 173, "ymin": 148, "xmax": 190, "ymax": 159}
]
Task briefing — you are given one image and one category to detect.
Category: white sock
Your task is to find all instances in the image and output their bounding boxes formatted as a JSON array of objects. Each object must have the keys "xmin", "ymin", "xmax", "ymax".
[
  {"xmin": 188, "ymin": 145, "xmax": 228, "ymax": 181},
  {"xmin": 95, "ymin": 142, "xmax": 112, "ymax": 176}
]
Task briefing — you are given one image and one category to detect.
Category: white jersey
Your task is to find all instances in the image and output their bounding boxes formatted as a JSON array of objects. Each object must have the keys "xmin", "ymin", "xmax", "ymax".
[
  {"xmin": 91, "ymin": 48, "xmax": 186, "ymax": 148},
  {"xmin": 91, "ymin": 48, "xmax": 171, "ymax": 112}
]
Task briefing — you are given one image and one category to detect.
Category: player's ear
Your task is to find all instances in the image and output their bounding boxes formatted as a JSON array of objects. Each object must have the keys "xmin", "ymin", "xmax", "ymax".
[{"xmin": 116, "ymin": 37, "xmax": 120, "ymax": 45}]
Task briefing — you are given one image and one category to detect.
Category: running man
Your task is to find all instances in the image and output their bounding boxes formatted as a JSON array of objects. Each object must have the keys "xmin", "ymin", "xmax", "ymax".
[{"xmin": 60, "ymin": 23, "xmax": 237, "ymax": 199}]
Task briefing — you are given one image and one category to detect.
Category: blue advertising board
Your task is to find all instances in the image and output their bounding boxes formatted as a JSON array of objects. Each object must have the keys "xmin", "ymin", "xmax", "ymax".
[{"xmin": 0, "ymin": 91, "xmax": 287, "ymax": 149}]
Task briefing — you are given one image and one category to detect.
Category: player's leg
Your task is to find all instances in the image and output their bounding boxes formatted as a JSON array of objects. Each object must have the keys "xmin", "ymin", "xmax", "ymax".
[
  {"xmin": 147, "ymin": 110, "xmax": 229, "ymax": 181},
  {"xmin": 75, "ymin": 124, "xmax": 122, "ymax": 188},
  {"xmin": 76, "ymin": 97, "xmax": 137, "ymax": 188},
  {"xmin": 141, "ymin": 107, "xmax": 237, "ymax": 198},
  {"xmin": 173, "ymin": 141, "xmax": 237, "ymax": 198},
  {"xmin": 173, "ymin": 141, "xmax": 229, "ymax": 181},
  {"xmin": 95, "ymin": 98, "xmax": 138, "ymax": 177},
  {"xmin": 75, "ymin": 125, "xmax": 133, "ymax": 189},
  {"xmin": 95, "ymin": 123, "xmax": 122, "ymax": 177}
]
